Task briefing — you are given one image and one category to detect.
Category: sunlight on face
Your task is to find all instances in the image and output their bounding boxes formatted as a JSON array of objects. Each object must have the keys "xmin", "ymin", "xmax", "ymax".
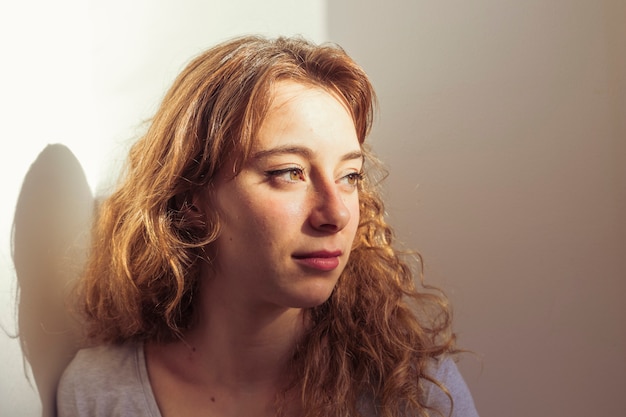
[{"xmin": 206, "ymin": 81, "xmax": 362, "ymax": 313}]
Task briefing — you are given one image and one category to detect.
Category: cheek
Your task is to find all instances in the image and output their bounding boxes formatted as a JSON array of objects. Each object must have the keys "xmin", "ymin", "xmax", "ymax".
[
  {"xmin": 247, "ymin": 195, "xmax": 307, "ymax": 233},
  {"xmin": 348, "ymin": 196, "xmax": 361, "ymax": 226}
]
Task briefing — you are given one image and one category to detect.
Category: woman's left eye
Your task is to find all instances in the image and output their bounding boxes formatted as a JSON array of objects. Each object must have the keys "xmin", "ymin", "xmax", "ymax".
[
  {"xmin": 339, "ymin": 172, "xmax": 363, "ymax": 187},
  {"xmin": 265, "ymin": 167, "xmax": 306, "ymax": 183}
]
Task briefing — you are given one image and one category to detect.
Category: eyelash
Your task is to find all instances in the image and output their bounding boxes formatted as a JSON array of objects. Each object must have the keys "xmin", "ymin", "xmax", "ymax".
[
  {"xmin": 265, "ymin": 168, "xmax": 364, "ymax": 186},
  {"xmin": 265, "ymin": 167, "xmax": 306, "ymax": 183},
  {"xmin": 341, "ymin": 171, "xmax": 364, "ymax": 186}
]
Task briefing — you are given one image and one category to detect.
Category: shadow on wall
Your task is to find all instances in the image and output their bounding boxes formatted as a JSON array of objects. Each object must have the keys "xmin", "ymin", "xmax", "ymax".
[{"xmin": 12, "ymin": 144, "xmax": 93, "ymax": 417}]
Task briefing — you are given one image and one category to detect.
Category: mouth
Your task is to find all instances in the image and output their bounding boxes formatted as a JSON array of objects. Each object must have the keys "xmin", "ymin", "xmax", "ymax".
[{"xmin": 292, "ymin": 250, "xmax": 342, "ymax": 271}]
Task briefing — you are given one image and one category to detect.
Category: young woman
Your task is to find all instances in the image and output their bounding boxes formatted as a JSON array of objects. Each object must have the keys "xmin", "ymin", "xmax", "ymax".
[{"xmin": 57, "ymin": 35, "xmax": 478, "ymax": 417}]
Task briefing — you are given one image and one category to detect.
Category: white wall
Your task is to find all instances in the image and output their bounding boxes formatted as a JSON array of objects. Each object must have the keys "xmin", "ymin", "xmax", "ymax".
[
  {"xmin": 328, "ymin": 1, "xmax": 626, "ymax": 416},
  {"xmin": 0, "ymin": 1, "xmax": 326, "ymax": 415}
]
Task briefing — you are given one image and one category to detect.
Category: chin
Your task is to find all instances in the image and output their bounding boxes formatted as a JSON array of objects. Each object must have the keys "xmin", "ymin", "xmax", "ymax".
[{"xmin": 291, "ymin": 283, "xmax": 336, "ymax": 308}]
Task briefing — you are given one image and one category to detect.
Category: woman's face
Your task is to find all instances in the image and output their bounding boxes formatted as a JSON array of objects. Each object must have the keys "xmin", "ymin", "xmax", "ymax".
[{"xmin": 204, "ymin": 81, "xmax": 362, "ymax": 313}]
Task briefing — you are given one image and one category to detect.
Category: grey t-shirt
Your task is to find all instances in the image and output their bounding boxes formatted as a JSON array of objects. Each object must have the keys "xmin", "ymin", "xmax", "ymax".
[{"xmin": 57, "ymin": 344, "xmax": 479, "ymax": 417}]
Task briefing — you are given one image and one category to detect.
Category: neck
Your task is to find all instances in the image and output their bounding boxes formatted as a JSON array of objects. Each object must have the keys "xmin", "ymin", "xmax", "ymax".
[{"xmin": 181, "ymin": 282, "xmax": 307, "ymax": 390}]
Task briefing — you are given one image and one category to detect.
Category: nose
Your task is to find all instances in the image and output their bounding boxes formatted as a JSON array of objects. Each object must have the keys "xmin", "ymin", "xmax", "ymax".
[{"xmin": 309, "ymin": 182, "xmax": 351, "ymax": 233}]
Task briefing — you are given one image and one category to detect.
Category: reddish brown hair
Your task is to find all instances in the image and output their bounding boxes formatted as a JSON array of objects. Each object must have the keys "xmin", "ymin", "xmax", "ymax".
[{"xmin": 78, "ymin": 35, "xmax": 455, "ymax": 417}]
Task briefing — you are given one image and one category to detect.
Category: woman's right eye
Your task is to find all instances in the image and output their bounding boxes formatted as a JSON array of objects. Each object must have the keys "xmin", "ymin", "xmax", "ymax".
[{"xmin": 265, "ymin": 167, "xmax": 306, "ymax": 183}]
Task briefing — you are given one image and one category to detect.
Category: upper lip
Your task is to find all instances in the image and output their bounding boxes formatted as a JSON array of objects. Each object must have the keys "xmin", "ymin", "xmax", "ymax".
[{"xmin": 292, "ymin": 250, "xmax": 342, "ymax": 259}]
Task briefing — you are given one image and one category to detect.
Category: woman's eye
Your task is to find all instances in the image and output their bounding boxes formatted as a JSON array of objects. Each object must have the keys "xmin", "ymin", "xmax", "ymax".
[
  {"xmin": 340, "ymin": 172, "xmax": 364, "ymax": 187},
  {"xmin": 266, "ymin": 168, "xmax": 306, "ymax": 183}
]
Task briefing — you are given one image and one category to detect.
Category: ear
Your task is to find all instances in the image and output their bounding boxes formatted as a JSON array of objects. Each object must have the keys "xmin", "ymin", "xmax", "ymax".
[
  {"xmin": 169, "ymin": 190, "xmax": 206, "ymax": 236},
  {"xmin": 188, "ymin": 186, "xmax": 221, "ymax": 242},
  {"xmin": 170, "ymin": 191, "xmax": 198, "ymax": 215},
  {"xmin": 189, "ymin": 187, "xmax": 205, "ymax": 213}
]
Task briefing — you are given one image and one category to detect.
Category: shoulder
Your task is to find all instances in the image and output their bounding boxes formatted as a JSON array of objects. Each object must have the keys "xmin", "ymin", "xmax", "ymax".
[
  {"xmin": 58, "ymin": 344, "xmax": 142, "ymax": 394},
  {"xmin": 423, "ymin": 356, "xmax": 480, "ymax": 417},
  {"xmin": 357, "ymin": 356, "xmax": 479, "ymax": 417},
  {"xmin": 57, "ymin": 343, "xmax": 161, "ymax": 417}
]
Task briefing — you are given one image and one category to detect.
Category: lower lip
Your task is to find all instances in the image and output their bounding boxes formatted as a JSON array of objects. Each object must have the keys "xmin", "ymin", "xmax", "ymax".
[{"xmin": 294, "ymin": 256, "xmax": 340, "ymax": 271}]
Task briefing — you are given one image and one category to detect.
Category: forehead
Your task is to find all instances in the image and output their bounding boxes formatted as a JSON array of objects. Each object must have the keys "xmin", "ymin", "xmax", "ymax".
[
  {"xmin": 214, "ymin": 81, "xmax": 361, "ymax": 182},
  {"xmin": 267, "ymin": 80, "xmax": 351, "ymax": 116},
  {"xmin": 252, "ymin": 81, "xmax": 357, "ymax": 150}
]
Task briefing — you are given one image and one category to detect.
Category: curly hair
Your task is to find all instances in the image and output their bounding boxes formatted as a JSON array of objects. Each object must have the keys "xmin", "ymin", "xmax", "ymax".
[{"xmin": 78, "ymin": 35, "xmax": 456, "ymax": 417}]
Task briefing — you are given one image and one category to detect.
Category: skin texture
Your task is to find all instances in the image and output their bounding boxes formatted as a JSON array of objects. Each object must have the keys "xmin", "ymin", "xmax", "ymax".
[
  {"xmin": 205, "ymin": 81, "xmax": 362, "ymax": 315},
  {"xmin": 146, "ymin": 81, "xmax": 363, "ymax": 417}
]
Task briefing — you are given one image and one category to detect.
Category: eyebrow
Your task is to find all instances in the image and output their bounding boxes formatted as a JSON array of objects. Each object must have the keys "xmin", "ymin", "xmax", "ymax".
[{"xmin": 252, "ymin": 145, "xmax": 363, "ymax": 162}]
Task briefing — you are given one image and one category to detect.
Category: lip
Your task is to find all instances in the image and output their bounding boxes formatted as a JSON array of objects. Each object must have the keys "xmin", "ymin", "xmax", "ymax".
[{"xmin": 292, "ymin": 250, "xmax": 342, "ymax": 271}]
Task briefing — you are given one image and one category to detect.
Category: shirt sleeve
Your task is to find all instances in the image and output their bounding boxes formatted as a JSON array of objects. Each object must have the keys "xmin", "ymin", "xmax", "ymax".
[
  {"xmin": 57, "ymin": 362, "xmax": 80, "ymax": 417},
  {"xmin": 56, "ymin": 344, "xmax": 161, "ymax": 417},
  {"xmin": 423, "ymin": 357, "xmax": 480, "ymax": 417}
]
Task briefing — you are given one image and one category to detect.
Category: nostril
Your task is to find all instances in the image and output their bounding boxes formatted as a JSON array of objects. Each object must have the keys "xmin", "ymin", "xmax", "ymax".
[
  {"xmin": 310, "ymin": 192, "xmax": 351, "ymax": 232},
  {"xmin": 316, "ymin": 223, "xmax": 340, "ymax": 232}
]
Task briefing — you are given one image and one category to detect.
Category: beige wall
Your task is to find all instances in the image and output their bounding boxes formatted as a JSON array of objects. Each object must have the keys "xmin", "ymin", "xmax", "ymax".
[{"xmin": 328, "ymin": 1, "xmax": 626, "ymax": 416}]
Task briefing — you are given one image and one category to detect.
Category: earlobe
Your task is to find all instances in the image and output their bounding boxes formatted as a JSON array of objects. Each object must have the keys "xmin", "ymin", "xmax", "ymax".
[
  {"xmin": 189, "ymin": 187, "xmax": 221, "ymax": 243},
  {"xmin": 189, "ymin": 189, "xmax": 204, "ymax": 213},
  {"xmin": 168, "ymin": 191, "xmax": 206, "ymax": 238}
]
